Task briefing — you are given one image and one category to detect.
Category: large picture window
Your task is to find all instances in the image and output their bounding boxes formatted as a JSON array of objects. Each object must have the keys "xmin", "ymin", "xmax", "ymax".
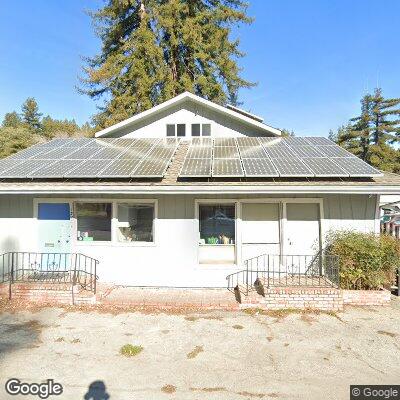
[
  {"xmin": 199, "ymin": 204, "xmax": 235, "ymax": 245},
  {"xmin": 117, "ymin": 203, "xmax": 154, "ymax": 242},
  {"xmin": 76, "ymin": 203, "xmax": 112, "ymax": 241}
]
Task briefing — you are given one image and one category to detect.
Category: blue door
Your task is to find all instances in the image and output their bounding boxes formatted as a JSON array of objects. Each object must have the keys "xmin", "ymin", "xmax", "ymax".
[{"xmin": 38, "ymin": 203, "xmax": 71, "ymax": 254}]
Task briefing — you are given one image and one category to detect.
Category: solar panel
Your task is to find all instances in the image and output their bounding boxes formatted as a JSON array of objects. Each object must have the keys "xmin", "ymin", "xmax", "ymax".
[
  {"xmin": 319, "ymin": 146, "xmax": 354, "ymax": 158},
  {"xmin": 180, "ymin": 158, "xmax": 212, "ymax": 177},
  {"xmin": 331, "ymin": 157, "xmax": 382, "ymax": 177},
  {"xmin": 284, "ymin": 137, "xmax": 309, "ymax": 146},
  {"xmin": 304, "ymin": 158, "xmax": 348, "ymax": 177},
  {"xmin": 190, "ymin": 138, "xmax": 213, "ymax": 147},
  {"xmin": 132, "ymin": 159, "xmax": 167, "ymax": 177},
  {"xmin": 9, "ymin": 146, "xmax": 49, "ymax": 159},
  {"xmin": 186, "ymin": 147, "xmax": 212, "ymax": 159},
  {"xmin": 99, "ymin": 159, "xmax": 141, "ymax": 178},
  {"xmin": 67, "ymin": 147, "xmax": 102, "ymax": 159},
  {"xmin": 212, "ymin": 159, "xmax": 244, "ymax": 177},
  {"xmin": 238, "ymin": 146, "xmax": 267, "ymax": 158},
  {"xmin": 214, "ymin": 138, "xmax": 236, "ymax": 146},
  {"xmin": 213, "ymin": 146, "xmax": 240, "ymax": 159},
  {"xmin": 236, "ymin": 137, "xmax": 260, "ymax": 147},
  {"xmin": 61, "ymin": 138, "xmax": 95, "ymax": 147},
  {"xmin": 264, "ymin": 146, "xmax": 296, "ymax": 159},
  {"xmin": 0, "ymin": 160, "xmax": 55, "ymax": 178},
  {"xmin": 271, "ymin": 158, "xmax": 313, "ymax": 177},
  {"xmin": 92, "ymin": 146, "xmax": 129, "ymax": 159},
  {"xmin": 289, "ymin": 146, "xmax": 324, "ymax": 158},
  {"xmin": 242, "ymin": 158, "xmax": 278, "ymax": 177},
  {"xmin": 29, "ymin": 159, "xmax": 86, "ymax": 178},
  {"xmin": 31, "ymin": 147, "xmax": 76, "ymax": 159},
  {"xmin": 305, "ymin": 137, "xmax": 334, "ymax": 146},
  {"xmin": 65, "ymin": 159, "xmax": 114, "ymax": 177},
  {"xmin": 0, "ymin": 158, "xmax": 25, "ymax": 173}
]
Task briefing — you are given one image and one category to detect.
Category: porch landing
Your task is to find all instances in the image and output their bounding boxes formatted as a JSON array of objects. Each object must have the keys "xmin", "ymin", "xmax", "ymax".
[{"xmin": 97, "ymin": 285, "xmax": 239, "ymax": 311}]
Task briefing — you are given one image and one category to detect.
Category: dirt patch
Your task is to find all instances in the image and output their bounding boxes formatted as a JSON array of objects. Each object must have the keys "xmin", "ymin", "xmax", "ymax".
[
  {"xmin": 161, "ymin": 384, "xmax": 176, "ymax": 394},
  {"xmin": 232, "ymin": 324, "xmax": 244, "ymax": 330},
  {"xmin": 187, "ymin": 345, "xmax": 204, "ymax": 359},
  {"xmin": 237, "ymin": 391, "xmax": 268, "ymax": 398},
  {"xmin": 377, "ymin": 330, "xmax": 397, "ymax": 338},
  {"xmin": 300, "ymin": 314, "xmax": 315, "ymax": 325},
  {"xmin": 190, "ymin": 387, "xmax": 226, "ymax": 393},
  {"xmin": 185, "ymin": 315, "xmax": 223, "ymax": 322},
  {"xmin": 161, "ymin": 330, "xmax": 170, "ymax": 334},
  {"xmin": 55, "ymin": 337, "xmax": 65, "ymax": 342},
  {"xmin": 267, "ymin": 336, "xmax": 273, "ymax": 342},
  {"xmin": 71, "ymin": 338, "xmax": 81, "ymax": 344}
]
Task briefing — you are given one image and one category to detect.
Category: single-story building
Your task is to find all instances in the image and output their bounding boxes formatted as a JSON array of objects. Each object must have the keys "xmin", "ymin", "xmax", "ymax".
[{"xmin": 1, "ymin": 92, "xmax": 400, "ymax": 290}]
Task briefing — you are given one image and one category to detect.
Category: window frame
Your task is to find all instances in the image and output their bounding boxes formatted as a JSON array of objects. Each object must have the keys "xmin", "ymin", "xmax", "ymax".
[
  {"xmin": 75, "ymin": 201, "xmax": 113, "ymax": 243},
  {"xmin": 115, "ymin": 201, "xmax": 156, "ymax": 245},
  {"xmin": 68, "ymin": 198, "xmax": 157, "ymax": 247}
]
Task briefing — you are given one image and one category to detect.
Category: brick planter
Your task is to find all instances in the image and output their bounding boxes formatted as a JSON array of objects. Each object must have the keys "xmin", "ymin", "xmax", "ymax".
[
  {"xmin": 342, "ymin": 289, "xmax": 391, "ymax": 306},
  {"xmin": 240, "ymin": 286, "xmax": 343, "ymax": 311}
]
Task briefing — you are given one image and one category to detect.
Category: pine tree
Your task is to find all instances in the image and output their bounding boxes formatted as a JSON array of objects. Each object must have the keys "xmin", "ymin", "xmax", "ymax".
[
  {"xmin": 21, "ymin": 97, "xmax": 42, "ymax": 133},
  {"xmin": 80, "ymin": 0, "xmax": 254, "ymax": 128},
  {"xmin": 2, "ymin": 111, "xmax": 22, "ymax": 128},
  {"xmin": 333, "ymin": 88, "xmax": 400, "ymax": 172}
]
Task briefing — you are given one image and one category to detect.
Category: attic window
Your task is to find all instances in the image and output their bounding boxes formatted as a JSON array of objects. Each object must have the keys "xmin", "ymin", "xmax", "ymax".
[
  {"xmin": 166, "ymin": 124, "xmax": 186, "ymax": 137},
  {"xmin": 191, "ymin": 123, "xmax": 211, "ymax": 137}
]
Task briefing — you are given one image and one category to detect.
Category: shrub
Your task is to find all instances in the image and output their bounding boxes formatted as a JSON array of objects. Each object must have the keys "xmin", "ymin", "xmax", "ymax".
[
  {"xmin": 119, "ymin": 344, "xmax": 143, "ymax": 357},
  {"xmin": 324, "ymin": 230, "xmax": 400, "ymax": 290}
]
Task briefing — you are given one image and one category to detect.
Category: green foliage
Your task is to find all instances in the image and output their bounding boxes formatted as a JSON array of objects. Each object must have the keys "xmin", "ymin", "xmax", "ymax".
[
  {"xmin": 81, "ymin": 0, "xmax": 255, "ymax": 129},
  {"xmin": 2, "ymin": 111, "xmax": 22, "ymax": 128},
  {"xmin": 119, "ymin": 344, "xmax": 143, "ymax": 357},
  {"xmin": 333, "ymin": 88, "xmax": 400, "ymax": 172},
  {"xmin": 21, "ymin": 97, "xmax": 43, "ymax": 133},
  {"xmin": 325, "ymin": 230, "xmax": 400, "ymax": 290},
  {"xmin": 280, "ymin": 128, "xmax": 295, "ymax": 137},
  {"xmin": 42, "ymin": 116, "xmax": 81, "ymax": 139},
  {"xmin": 0, "ymin": 127, "xmax": 39, "ymax": 158}
]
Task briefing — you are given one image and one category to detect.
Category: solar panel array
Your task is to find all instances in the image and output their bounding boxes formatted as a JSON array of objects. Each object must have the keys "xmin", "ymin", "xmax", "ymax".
[
  {"xmin": 179, "ymin": 137, "xmax": 382, "ymax": 178},
  {"xmin": 0, "ymin": 138, "xmax": 180, "ymax": 179}
]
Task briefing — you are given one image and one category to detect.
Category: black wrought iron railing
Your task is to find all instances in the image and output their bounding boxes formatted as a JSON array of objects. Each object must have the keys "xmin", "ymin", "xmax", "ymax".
[
  {"xmin": 0, "ymin": 252, "xmax": 99, "ymax": 295},
  {"xmin": 226, "ymin": 254, "xmax": 340, "ymax": 295}
]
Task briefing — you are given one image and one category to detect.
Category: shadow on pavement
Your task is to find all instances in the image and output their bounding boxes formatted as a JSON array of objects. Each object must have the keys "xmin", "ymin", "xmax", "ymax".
[{"xmin": 84, "ymin": 381, "xmax": 110, "ymax": 400}]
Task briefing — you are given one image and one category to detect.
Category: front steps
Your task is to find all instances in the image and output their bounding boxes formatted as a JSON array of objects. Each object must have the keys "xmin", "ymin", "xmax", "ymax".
[
  {"xmin": 235, "ymin": 284, "xmax": 343, "ymax": 311},
  {"xmin": 6, "ymin": 282, "xmax": 96, "ymax": 305}
]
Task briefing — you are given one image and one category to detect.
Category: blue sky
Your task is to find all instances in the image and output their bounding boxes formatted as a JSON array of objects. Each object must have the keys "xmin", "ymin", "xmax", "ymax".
[{"xmin": 0, "ymin": 0, "xmax": 399, "ymax": 136}]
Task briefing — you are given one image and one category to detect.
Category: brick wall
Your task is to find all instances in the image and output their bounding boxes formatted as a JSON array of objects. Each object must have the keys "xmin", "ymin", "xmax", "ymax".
[
  {"xmin": 342, "ymin": 289, "xmax": 391, "ymax": 306},
  {"xmin": 240, "ymin": 287, "xmax": 344, "ymax": 311}
]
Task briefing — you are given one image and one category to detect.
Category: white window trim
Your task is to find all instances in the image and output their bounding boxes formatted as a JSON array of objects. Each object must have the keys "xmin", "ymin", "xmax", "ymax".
[
  {"xmin": 195, "ymin": 199, "xmax": 239, "ymax": 267},
  {"xmin": 33, "ymin": 198, "xmax": 158, "ymax": 248},
  {"xmin": 194, "ymin": 197, "xmax": 324, "ymax": 268}
]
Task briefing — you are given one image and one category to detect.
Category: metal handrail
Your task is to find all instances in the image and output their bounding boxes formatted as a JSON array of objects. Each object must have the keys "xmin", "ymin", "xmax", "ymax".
[
  {"xmin": 0, "ymin": 252, "xmax": 99, "ymax": 298},
  {"xmin": 227, "ymin": 254, "xmax": 340, "ymax": 295}
]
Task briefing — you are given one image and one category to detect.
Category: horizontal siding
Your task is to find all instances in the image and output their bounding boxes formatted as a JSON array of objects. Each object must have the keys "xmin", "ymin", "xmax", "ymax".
[{"xmin": 0, "ymin": 193, "xmax": 377, "ymax": 287}]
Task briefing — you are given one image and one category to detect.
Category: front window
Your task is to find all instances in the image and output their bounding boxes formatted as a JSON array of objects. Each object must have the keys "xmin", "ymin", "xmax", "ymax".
[
  {"xmin": 76, "ymin": 202, "xmax": 112, "ymax": 241},
  {"xmin": 117, "ymin": 203, "xmax": 154, "ymax": 242},
  {"xmin": 199, "ymin": 204, "xmax": 235, "ymax": 245}
]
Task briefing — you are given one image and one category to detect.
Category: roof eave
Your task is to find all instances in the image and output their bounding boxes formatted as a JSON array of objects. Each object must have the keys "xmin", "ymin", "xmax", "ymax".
[
  {"xmin": 95, "ymin": 92, "xmax": 281, "ymax": 138},
  {"xmin": 1, "ymin": 183, "xmax": 400, "ymax": 195}
]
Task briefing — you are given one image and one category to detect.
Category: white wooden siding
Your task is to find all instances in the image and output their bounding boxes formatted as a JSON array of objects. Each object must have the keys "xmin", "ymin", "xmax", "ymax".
[{"xmin": 107, "ymin": 101, "xmax": 272, "ymax": 138}]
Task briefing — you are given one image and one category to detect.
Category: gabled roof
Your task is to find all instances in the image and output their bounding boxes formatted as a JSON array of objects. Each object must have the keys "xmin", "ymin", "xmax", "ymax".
[{"xmin": 95, "ymin": 91, "xmax": 281, "ymax": 138}]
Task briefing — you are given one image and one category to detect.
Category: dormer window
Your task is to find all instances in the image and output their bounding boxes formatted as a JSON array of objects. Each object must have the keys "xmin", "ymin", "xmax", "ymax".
[
  {"xmin": 166, "ymin": 124, "xmax": 186, "ymax": 137},
  {"xmin": 191, "ymin": 123, "xmax": 211, "ymax": 137}
]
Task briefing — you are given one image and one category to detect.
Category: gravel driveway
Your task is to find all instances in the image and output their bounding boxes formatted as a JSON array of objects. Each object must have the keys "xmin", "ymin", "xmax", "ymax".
[{"xmin": 0, "ymin": 299, "xmax": 400, "ymax": 400}]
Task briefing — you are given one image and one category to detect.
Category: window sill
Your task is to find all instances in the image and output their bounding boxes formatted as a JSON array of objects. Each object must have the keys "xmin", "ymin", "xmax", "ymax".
[
  {"xmin": 199, "ymin": 244, "xmax": 235, "ymax": 247},
  {"xmin": 74, "ymin": 241, "xmax": 157, "ymax": 248}
]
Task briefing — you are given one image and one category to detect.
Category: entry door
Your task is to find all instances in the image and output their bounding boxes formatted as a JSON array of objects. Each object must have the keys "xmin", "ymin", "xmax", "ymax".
[
  {"xmin": 241, "ymin": 203, "xmax": 280, "ymax": 262},
  {"xmin": 37, "ymin": 203, "xmax": 71, "ymax": 253},
  {"xmin": 285, "ymin": 203, "xmax": 320, "ymax": 256}
]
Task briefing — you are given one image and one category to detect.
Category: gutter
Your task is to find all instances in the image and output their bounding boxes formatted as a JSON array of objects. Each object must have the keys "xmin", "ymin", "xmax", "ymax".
[{"xmin": 1, "ymin": 184, "xmax": 400, "ymax": 195}]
